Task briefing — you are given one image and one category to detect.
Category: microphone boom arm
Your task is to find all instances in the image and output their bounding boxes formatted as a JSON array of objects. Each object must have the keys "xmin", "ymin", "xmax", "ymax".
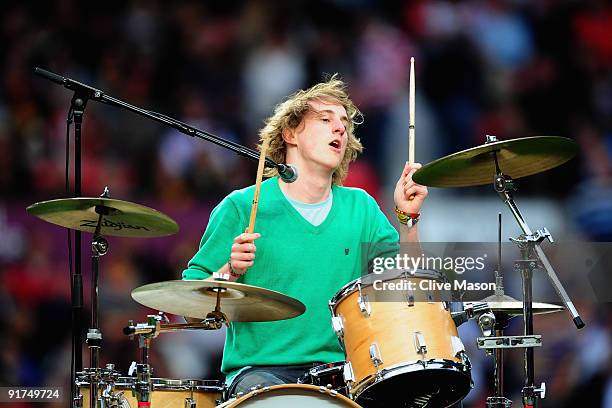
[{"xmin": 34, "ymin": 67, "xmax": 283, "ymax": 172}]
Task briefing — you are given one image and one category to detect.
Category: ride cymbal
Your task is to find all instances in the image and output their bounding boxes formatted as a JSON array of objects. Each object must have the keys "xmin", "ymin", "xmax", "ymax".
[
  {"xmin": 413, "ymin": 136, "xmax": 578, "ymax": 188},
  {"xmin": 26, "ymin": 197, "xmax": 179, "ymax": 237},
  {"xmin": 131, "ymin": 279, "xmax": 306, "ymax": 322}
]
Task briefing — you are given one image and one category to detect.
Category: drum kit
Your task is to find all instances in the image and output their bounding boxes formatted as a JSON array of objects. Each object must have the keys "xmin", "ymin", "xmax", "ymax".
[
  {"xmin": 28, "ymin": 68, "xmax": 584, "ymax": 407},
  {"xmin": 24, "ymin": 132, "xmax": 581, "ymax": 408}
]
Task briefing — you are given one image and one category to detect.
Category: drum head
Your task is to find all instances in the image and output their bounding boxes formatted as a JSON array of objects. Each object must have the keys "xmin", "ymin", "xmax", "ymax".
[
  {"xmin": 222, "ymin": 384, "xmax": 360, "ymax": 407},
  {"xmin": 355, "ymin": 364, "xmax": 471, "ymax": 408},
  {"xmin": 330, "ymin": 269, "xmax": 447, "ymax": 309}
]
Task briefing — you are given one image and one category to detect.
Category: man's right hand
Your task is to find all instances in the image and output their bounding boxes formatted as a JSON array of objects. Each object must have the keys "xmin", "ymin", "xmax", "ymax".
[{"xmin": 229, "ymin": 232, "xmax": 261, "ymax": 275}]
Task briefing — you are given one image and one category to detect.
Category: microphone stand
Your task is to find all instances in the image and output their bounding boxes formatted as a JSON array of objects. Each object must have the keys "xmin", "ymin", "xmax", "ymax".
[
  {"xmin": 33, "ymin": 67, "xmax": 294, "ymax": 407},
  {"xmin": 71, "ymin": 88, "xmax": 89, "ymax": 408}
]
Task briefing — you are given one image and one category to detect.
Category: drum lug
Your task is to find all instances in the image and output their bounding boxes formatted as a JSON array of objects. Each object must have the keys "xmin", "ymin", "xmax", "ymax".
[
  {"xmin": 357, "ymin": 283, "xmax": 371, "ymax": 316},
  {"xmin": 414, "ymin": 331, "xmax": 428, "ymax": 355},
  {"xmin": 184, "ymin": 397, "xmax": 196, "ymax": 408},
  {"xmin": 331, "ymin": 316, "xmax": 344, "ymax": 339},
  {"xmin": 358, "ymin": 294, "xmax": 371, "ymax": 316},
  {"xmin": 343, "ymin": 361, "xmax": 355, "ymax": 383},
  {"xmin": 406, "ymin": 290, "xmax": 415, "ymax": 307},
  {"xmin": 73, "ymin": 393, "xmax": 83, "ymax": 408},
  {"xmin": 369, "ymin": 343, "xmax": 383, "ymax": 367}
]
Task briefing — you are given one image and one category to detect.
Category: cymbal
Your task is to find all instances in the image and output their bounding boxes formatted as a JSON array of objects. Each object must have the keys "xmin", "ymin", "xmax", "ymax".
[
  {"xmin": 131, "ymin": 280, "xmax": 306, "ymax": 322},
  {"xmin": 480, "ymin": 294, "xmax": 564, "ymax": 316},
  {"xmin": 26, "ymin": 197, "xmax": 179, "ymax": 238},
  {"xmin": 413, "ymin": 136, "xmax": 578, "ymax": 187}
]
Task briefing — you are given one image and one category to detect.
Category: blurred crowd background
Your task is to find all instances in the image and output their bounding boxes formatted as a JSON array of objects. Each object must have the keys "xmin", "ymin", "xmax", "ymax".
[{"xmin": 0, "ymin": 0, "xmax": 611, "ymax": 407}]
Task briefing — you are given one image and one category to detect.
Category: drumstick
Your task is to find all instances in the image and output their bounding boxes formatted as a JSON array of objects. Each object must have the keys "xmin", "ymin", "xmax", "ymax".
[
  {"xmin": 408, "ymin": 57, "xmax": 416, "ymax": 201},
  {"xmin": 246, "ymin": 141, "xmax": 268, "ymax": 233},
  {"xmin": 409, "ymin": 56, "xmax": 416, "ymax": 164}
]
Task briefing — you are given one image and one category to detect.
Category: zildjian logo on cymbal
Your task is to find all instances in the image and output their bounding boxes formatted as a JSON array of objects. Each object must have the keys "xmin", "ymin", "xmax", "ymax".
[{"xmin": 80, "ymin": 219, "xmax": 150, "ymax": 231}]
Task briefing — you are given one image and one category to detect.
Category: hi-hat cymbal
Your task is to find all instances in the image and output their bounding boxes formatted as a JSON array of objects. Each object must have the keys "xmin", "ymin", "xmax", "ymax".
[
  {"xmin": 413, "ymin": 136, "xmax": 578, "ymax": 188},
  {"xmin": 480, "ymin": 294, "xmax": 564, "ymax": 316},
  {"xmin": 26, "ymin": 197, "xmax": 179, "ymax": 238},
  {"xmin": 131, "ymin": 280, "xmax": 306, "ymax": 322}
]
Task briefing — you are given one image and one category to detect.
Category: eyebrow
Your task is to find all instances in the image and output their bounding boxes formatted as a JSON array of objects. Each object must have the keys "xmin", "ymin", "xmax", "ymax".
[{"xmin": 313, "ymin": 109, "xmax": 350, "ymax": 126}]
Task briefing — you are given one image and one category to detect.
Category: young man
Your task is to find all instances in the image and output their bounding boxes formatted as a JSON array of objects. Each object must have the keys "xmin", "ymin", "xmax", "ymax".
[{"xmin": 182, "ymin": 76, "xmax": 428, "ymax": 397}]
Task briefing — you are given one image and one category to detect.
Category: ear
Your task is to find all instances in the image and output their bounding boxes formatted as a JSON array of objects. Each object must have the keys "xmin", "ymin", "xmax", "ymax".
[{"xmin": 282, "ymin": 128, "xmax": 297, "ymax": 145}]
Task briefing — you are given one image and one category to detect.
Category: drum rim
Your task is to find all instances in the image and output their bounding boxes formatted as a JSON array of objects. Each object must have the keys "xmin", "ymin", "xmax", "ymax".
[
  {"xmin": 76, "ymin": 377, "xmax": 224, "ymax": 391},
  {"xmin": 329, "ymin": 268, "xmax": 447, "ymax": 311},
  {"xmin": 222, "ymin": 383, "xmax": 360, "ymax": 407},
  {"xmin": 309, "ymin": 361, "xmax": 346, "ymax": 375},
  {"xmin": 350, "ymin": 359, "xmax": 472, "ymax": 400}
]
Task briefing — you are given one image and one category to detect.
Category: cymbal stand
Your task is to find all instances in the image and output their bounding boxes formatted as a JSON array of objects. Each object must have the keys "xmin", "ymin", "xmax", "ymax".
[
  {"xmin": 124, "ymin": 313, "xmax": 169, "ymax": 408},
  {"xmin": 486, "ymin": 135, "xmax": 585, "ymax": 407},
  {"xmin": 483, "ymin": 213, "xmax": 513, "ymax": 408},
  {"xmin": 124, "ymin": 311, "xmax": 226, "ymax": 408},
  {"xmin": 86, "ymin": 187, "xmax": 111, "ymax": 408},
  {"xmin": 135, "ymin": 332, "xmax": 153, "ymax": 407},
  {"xmin": 487, "ymin": 314, "xmax": 513, "ymax": 408},
  {"xmin": 513, "ymin": 237, "xmax": 548, "ymax": 407},
  {"xmin": 487, "ymin": 135, "xmax": 584, "ymax": 329},
  {"xmin": 207, "ymin": 282, "xmax": 230, "ymax": 325}
]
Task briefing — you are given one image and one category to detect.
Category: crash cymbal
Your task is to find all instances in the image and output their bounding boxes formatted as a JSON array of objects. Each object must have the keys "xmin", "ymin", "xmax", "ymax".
[
  {"xmin": 481, "ymin": 294, "xmax": 564, "ymax": 316},
  {"xmin": 413, "ymin": 136, "xmax": 578, "ymax": 188},
  {"xmin": 26, "ymin": 197, "xmax": 179, "ymax": 238},
  {"xmin": 131, "ymin": 280, "xmax": 306, "ymax": 322}
]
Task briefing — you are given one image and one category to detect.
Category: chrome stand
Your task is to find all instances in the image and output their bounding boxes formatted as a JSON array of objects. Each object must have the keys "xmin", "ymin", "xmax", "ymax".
[
  {"xmin": 124, "ymin": 311, "xmax": 227, "ymax": 407},
  {"xmin": 86, "ymin": 187, "xmax": 111, "ymax": 408},
  {"xmin": 484, "ymin": 135, "xmax": 583, "ymax": 407}
]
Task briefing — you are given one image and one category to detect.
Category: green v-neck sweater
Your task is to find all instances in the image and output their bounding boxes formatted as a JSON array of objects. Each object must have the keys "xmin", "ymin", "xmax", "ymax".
[{"xmin": 183, "ymin": 177, "xmax": 399, "ymax": 377}]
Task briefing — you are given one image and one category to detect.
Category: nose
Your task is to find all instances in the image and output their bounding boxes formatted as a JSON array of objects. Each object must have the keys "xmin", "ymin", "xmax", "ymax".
[{"xmin": 333, "ymin": 118, "xmax": 346, "ymax": 135}]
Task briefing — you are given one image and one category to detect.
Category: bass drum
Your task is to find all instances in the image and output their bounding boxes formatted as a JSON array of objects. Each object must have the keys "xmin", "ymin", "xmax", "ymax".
[{"xmin": 219, "ymin": 384, "xmax": 362, "ymax": 407}]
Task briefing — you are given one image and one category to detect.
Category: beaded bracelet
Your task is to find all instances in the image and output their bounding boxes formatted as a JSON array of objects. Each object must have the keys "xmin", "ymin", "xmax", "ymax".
[
  {"xmin": 395, "ymin": 207, "xmax": 420, "ymax": 226},
  {"xmin": 227, "ymin": 260, "xmax": 243, "ymax": 278}
]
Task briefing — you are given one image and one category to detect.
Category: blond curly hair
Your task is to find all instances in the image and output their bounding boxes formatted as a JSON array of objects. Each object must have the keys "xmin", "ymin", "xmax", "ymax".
[{"xmin": 258, "ymin": 75, "xmax": 363, "ymax": 185}]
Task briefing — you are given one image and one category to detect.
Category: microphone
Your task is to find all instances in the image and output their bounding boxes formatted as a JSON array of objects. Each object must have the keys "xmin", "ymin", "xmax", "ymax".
[
  {"xmin": 277, "ymin": 163, "xmax": 298, "ymax": 183},
  {"xmin": 34, "ymin": 67, "xmax": 65, "ymax": 85},
  {"xmin": 33, "ymin": 67, "xmax": 104, "ymax": 98}
]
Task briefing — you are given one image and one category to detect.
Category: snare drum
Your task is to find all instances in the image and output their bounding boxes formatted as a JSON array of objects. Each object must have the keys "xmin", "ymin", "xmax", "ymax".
[
  {"xmin": 219, "ymin": 384, "xmax": 361, "ymax": 407},
  {"xmin": 298, "ymin": 362, "xmax": 348, "ymax": 396},
  {"xmin": 77, "ymin": 377, "xmax": 223, "ymax": 408},
  {"xmin": 329, "ymin": 270, "xmax": 472, "ymax": 407}
]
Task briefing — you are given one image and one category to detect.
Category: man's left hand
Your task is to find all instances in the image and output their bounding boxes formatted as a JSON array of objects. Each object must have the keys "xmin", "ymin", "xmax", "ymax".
[{"xmin": 394, "ymin": 162, "xmax": 428, "ymax": 214}]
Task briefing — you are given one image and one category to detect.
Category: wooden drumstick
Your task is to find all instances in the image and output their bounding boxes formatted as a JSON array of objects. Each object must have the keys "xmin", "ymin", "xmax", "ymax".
[
  {"xmin": 247, "ymin": 141, "xmax": 268, "ymax": 233},
  {"xmin": 409, "ymin": 56, "xmax": 416, "ymax": 164},
  {"xmin": 408, "ymin": 57, "xmax": 416, "ymax": 200}
]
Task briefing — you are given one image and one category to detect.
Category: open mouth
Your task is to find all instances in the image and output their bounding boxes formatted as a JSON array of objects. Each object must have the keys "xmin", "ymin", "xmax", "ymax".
[{"xmin": 329, "ymin": 140, "xmax": 341, "ymax": 149}]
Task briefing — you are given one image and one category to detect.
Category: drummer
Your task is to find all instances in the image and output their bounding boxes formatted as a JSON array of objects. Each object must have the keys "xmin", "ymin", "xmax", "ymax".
[{"xmin": 182, "ymin": 75, "xmax": 428, "ymax": 398}]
